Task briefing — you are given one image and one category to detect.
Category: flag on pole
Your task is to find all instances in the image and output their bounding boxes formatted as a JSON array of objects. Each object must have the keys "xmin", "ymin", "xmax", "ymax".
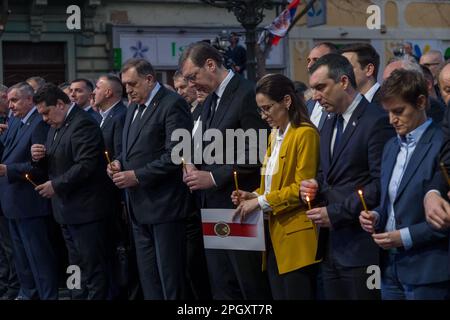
[
  {"xmin": 201, "ymin": 208, "xmax": 265, "ymax": 251},
  {"xmin": 266, "ymin": 0, "xmax": 301, "ymax": 46}
]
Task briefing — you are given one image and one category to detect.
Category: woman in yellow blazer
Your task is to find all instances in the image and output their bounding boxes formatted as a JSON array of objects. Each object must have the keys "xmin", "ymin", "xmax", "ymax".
[{"xmin": 232, "ymin": 74, "xmax": 320, "ymax": 300}]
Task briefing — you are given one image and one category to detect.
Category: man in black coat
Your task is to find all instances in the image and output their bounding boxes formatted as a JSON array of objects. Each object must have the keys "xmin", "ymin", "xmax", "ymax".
[
  {"xmin": 108, "ymin": 58, "xmax": 192, "ymax": 300},
  {"xmin": 31, "ymin": 83, "xmax": 112, "ymax": 300},
  {"xmin": 179, "ymin": 42, "xmax": 271, "ymax": 300}
]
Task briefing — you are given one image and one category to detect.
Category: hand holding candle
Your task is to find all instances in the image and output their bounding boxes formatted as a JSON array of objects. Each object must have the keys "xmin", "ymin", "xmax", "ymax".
[
  {"xmin": 181, "ymin": 157, "xmax": 187, "ymax": 173},
  {"xmin": 25, "ymin": 174, "xmax": 38, "ymax": 188}
]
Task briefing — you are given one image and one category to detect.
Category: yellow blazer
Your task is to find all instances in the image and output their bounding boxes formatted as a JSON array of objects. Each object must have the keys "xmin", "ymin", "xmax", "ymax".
[{"xmin": 256, "ymin": 123, "xmax": 320, "ymax": 274}]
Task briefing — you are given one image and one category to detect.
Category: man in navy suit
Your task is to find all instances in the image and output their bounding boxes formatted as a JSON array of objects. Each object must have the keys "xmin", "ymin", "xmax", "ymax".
[
  {"xmin": 360, "ymin": 69, "xmax": 449, "ymax": 299},
  {"xmin": 70, "ymin": 78, "xmax": 101, "ymax": 124},
  {"xmin": 93, "ymin": 75, "xmax": 133, "ymax": 299},
  {"xmin": 300, "ymin": 54, "xmax": 395, "ymax": 300},
  {"xmin": 0, "ymin": 82, "xmax": 57, "ymax": 299}
]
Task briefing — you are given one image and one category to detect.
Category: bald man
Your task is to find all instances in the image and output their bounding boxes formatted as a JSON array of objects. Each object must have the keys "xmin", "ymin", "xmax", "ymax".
[
  {"xmin": 438, "ymin": 63, "xmax": 450, "ymax": 106},
  {"xmin": 420, "ymin": 50, "xmax": 445, "ymax": 100}
]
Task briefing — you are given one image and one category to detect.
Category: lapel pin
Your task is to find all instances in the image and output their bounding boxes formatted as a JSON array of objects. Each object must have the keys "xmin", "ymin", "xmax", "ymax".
[{"xmin": 352, "ymin": 121, "xmax": 356, "ymax": 127}]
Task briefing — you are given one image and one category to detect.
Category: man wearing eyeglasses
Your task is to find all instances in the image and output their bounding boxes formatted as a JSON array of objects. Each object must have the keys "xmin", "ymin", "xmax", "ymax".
[
  {"xmin": 179, "ymin": 42, "xmax": 271, "ymax": 300},
  {"xmin": 420, "ymin": 50, "xmax": 445, "ymax": 101}
]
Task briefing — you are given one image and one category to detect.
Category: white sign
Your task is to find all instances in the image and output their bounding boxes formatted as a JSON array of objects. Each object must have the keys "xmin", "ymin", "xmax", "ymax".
[{"xmin": 201, "ymin": 208, "xmax": 265, "ymax": 251}]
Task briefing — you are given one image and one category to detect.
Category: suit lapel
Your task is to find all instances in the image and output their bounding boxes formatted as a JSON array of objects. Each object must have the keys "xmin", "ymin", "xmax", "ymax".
[
  {"xmin": 210, "ymin": 74, "xmax": 240, "ymax": 129},
  {"xmin": 49, "ymin": 106, "xmax": 78, "ymax": 155},
  {"xmin": 321, "ymin": 114, "xmax": 334, "ymax": 175},
  {"xmin": 269, "ymin": 128, "xmax": 292, "ymax": 191},
  {"xmin": 126, "ymin": 86, "xmax": 166, "ymax": 154},
  {"xmin": 394, "ymin": 123, "xmax": 436, "ymax": 202},
  {"xmin": 2, "ymin": 110, "xmax": 38, "ymax": 160},
  {"xmin": 330, "ymin": 98, "xmax": 367, "ymax": 169}
]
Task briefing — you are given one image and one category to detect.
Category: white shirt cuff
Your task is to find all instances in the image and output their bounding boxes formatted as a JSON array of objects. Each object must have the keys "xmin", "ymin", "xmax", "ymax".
[
  {"xmin": 209, "ymin": 172, "xmax": 217, "ymax": 187},
  {"xmin": 400, "ymin": 227, "xmax": 413, "ymax": 250},
  {"xmin": 257, "ymin": 195, "xmax": 271, "ymax": 212},
  {"xmin": 425, "ymin": 189, "xmax": 441, "ymax": 197}
]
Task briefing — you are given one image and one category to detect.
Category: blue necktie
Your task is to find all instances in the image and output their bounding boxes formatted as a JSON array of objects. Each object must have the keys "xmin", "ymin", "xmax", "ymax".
[{"xmin": 333, "ymin": 115, "xmax": 344, "ymax": 153}]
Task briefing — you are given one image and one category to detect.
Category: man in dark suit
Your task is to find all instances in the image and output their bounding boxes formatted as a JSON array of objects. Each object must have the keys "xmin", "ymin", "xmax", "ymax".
[
  {"xmin": 92, "ymin": 74, "xmax": 131, "ymax": 299},
  {"xmin": 179, "ymin": 42, "xmax": 271, "ymax": 300},
  {"xmin": 340, "ymin": 43, "xmax": 382, "ymax": 105},
  {"xmin": 300, "ymin": 54, "xmax": 395, "ymax": 300},
  {"xmin": 306, "ymin": 43, "xmax": 338, "ymax": 132},
  {"xmin": 31, "ymin": 83, "xmax": 112, "ymax": 300},
  {"xmin": 0, "ymin": 84, "xmax": 20, "ymax": 300},
  {"xmin": 108, "ymin": 58, "xmax": 192, "ymax": 300},
  {"xmin": 70, "ymin": 78, "xmax": 101, "ymax": 124},
  {"xmin": 0, "ymin": 82, "xmax": 57, "ymax": 300},
  {"xmin": 173, "ymin": 70, "xmax": 211, "ymax": 300}
]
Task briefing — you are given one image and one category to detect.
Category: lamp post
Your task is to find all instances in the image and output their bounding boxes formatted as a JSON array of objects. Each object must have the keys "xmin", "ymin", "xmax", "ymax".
[{"xmin": 200, "ymin": 0, "xmax": 285, "ymax": 82}]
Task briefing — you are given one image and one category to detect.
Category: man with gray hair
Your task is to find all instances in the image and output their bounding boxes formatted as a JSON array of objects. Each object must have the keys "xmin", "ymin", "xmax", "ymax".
[
  {"xmin": 108, "ymin": 58, "xmax": 192, "ymax": 300},
  {"xmin": 383, "ymin": 56, "xmax": 423, "ymax": 81},
  {"xmin": 0, "ymin": 83, "xmax": 20, "ymax": 300},
  {"xmin": 0, "ymin": 82, "xmax": 57, "ymax": 299}
]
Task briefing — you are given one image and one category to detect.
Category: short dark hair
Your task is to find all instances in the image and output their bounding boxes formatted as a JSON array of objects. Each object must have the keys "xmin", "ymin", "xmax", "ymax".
[
  {"xmin": 98, "ymin": 74, "xmax": 124, "ymax": 97},
  {"xmin": 340, "ymin": 43, "xmax": 380, "ymax": 79},
  {"xmin": 178, "ymin": 42, "xmax": 223, "ymax": 69},
  {"xmin": 121, "ymin": 58, "xmax": 156, "ymax": 78},
  {"xmin": 314, "ymin": 42, "xmax": 338, "ymax": 54},
  {"xmin": 380, "ymin": 69, "xmax": 428, "ymax": 108},
  {"xmin": 33, "ymin": 83, "xmax": 71, "ymax": 106},
  {"xmin": 71, "ymin": 78, "xmax": 94, "ymax": 92},
  {"xmin": 256, "ymin": 74, "xmax": 312, "ymax": 129},
  {"xmin": 309, "ymin": 53, "xmax": 357, "ymax": 89}
]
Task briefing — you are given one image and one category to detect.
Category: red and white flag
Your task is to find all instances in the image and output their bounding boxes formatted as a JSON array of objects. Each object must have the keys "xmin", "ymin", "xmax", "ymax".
[
  {"xmin": 266, "ymin": 0, "xmax": 301, "ymax": 46},
  {"xmin": 201, "ymin": 209, "xmax": 265, "ymax": 251}
]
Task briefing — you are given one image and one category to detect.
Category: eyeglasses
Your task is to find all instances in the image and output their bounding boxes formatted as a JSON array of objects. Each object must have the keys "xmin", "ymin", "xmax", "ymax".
[{"xmin": 257, "ymin": 103, "xmax": 275, "ymax": 115}]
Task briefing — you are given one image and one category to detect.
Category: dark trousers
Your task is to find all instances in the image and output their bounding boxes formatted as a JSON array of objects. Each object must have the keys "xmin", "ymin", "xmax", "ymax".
[
  {"xmin": 8, "ymin": 216, "xmax": 58, "ymax": 300},
  {"xmin": 61, "ymin": 219, "xmax": 109, "ymax": 300},
  {"xmin": 0, "ymin": 216, "xmax": 19, "ymax": 298},
  {"xmin": 131, "ymin": 217, "xmax": 188, "ymax": 300},
  {"xmin": 186, "ymin": 210, "xmax": 212, "ymax": 300},
  {"xmin": 321, "ymin": 246, "xmax": 380, "ymax": 300},
  {"xmin": 205, "ymin": 248, "xmax": 272, "ymax": 300},
  {"xmin": 267, "ymin": 238, "xmax": 317, "ymax": 300}
]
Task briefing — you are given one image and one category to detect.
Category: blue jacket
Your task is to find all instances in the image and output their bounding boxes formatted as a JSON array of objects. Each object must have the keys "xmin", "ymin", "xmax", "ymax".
[
  {"xmin": 375, "ymin": 121, "xmax": 449, "ymax": 285},
  {"xmin": 0, "ymin": 110, "xmax": 50, "ymax": 219}
]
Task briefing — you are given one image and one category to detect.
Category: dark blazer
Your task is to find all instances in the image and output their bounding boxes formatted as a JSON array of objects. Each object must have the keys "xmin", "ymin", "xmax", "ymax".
[
  {"xmin": 371, "ymin": 86, "xmax": 382, "ymax": 105},
  {"xmin": 197, "ymin": 74, "xmax": 270, "ymax": 209},
  {"xmin": 191, "ymin": 102, "xmax": 203, "ymax": 123},
  {"xmin": 100, "ymin": 101, "xmax": 127, "ymax": 160},
  {"xmin": 0, "ymin": 110, "xmax": 50, "ymax": 219},
  {"xmin": 306, "ymin": 99, "xmax": 327, "ymax": 132},
  {"xmin": 36, "ymin": 105, "xmax": 112, "ymax": 225},
  {"xmin": 426, "ymin": 97, "xmax": 446, "ymax": 126},
  {"xmin": 317, "ymin": 96, "xmax": 395, "ymax": 267},
  {"xmin": 121, "ymin": 85, "xmax": 193, "ymax": 225},
  {"xmin": 375, "ymin": 121, "xmax": 449, "ymax": 285},
  {"xmin": 86, "ymin": 107, "xmax": 102, "ymax": 124}
]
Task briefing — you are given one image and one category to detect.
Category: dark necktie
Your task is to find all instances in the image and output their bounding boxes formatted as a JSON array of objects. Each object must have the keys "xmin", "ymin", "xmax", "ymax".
[
  {"xmin": 206, "ymin": 93, "xmax": 218, "ymax": 129},
  {"xmin": 333, "ymin": 114, "xmax": 344, "ymax": 154},
  {"xmin": 127, "ymin": 104, "xmax": 146, "ymax": 148}
]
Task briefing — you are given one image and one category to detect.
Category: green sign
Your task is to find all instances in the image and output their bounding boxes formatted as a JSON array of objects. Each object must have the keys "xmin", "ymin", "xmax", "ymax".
[{"xmin": 113, "ymin": 48, "xmax": 122, "ymax": 70}]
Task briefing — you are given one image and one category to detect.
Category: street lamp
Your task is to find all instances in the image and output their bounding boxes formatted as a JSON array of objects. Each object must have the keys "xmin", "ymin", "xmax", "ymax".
[{"xmin": 200, "ymin": 0, "xmax": 286, "ymax": 81}]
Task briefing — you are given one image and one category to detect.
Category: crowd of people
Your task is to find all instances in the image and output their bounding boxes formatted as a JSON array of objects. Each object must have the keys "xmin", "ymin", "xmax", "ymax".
[{"xmin": 0, "ymin": 40, "xmax": 449, "ymax": 300}]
